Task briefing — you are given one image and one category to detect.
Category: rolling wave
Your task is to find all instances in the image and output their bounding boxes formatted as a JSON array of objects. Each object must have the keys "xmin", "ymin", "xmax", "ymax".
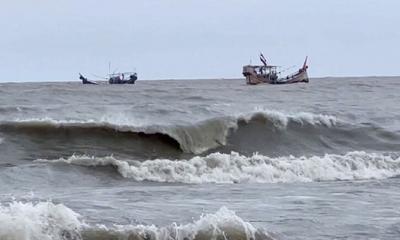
[
  {"xmin": 0, "ymin": 202, "xmax": 273, "ymax": 240},
  {"xmin": 0, "ymin": 117, "xmax": 229, "ymax": 154},
  {"xmin": 2, "ymin": 110, "xmax": 400, "ymax": 157},
  {"xmin": 36, "ymin": 151, "xmax": 400, "ymax": 184},
  {"xmin": 0, "ymin": 110, "xmax": 339, "ymax": 155}
]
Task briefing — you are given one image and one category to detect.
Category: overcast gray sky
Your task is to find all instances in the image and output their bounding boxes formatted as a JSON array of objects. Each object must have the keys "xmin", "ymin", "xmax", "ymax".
[{"xmin": 1, "ymin": 0, "xmax": 399, "ymax": 81}]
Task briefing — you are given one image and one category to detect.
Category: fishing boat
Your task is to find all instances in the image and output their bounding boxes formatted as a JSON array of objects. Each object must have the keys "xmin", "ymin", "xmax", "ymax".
[
  {"xmin": 108, "ymin": 72, "xmax": 137, "ymax": 84},
  {"xmin": 242, "ymin": 54, "xmax": 309, "ymax": 85},
  {"xmin": 79, "ymin": 72, "xmax": 138, "ymax": 85}
]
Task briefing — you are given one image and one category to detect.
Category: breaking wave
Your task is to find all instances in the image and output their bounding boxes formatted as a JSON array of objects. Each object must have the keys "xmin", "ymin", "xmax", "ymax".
[
  {"xmin": 0, "ymin": 110, "xmax": 338, "ymax": 154},
  {"xmin": 0, "ymin": 201, "xmax": 82, "ymax": 240},
  {"xmin": 0, "ymin": 202, "xmax": 273, "ymax": 240},
  {"xmin": 36, "ymin": 151, "xmax": 400, "ymax": 184}
]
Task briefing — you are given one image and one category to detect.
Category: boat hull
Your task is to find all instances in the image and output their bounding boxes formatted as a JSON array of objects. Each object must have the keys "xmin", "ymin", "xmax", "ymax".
[
  {"xmin": 108, "ymin": 80, "xmax": 137, "ymax": 84},
  {"xmin": 274, "ymin": 70, "xmax": 309, "ymax": 84},
  {"xmin": 243, "ymin": 68, "xmax": 309, "ymax": 85},
  {"xmin": 108, "ymin": 75, "xmax": 137, "ymax": 84}
]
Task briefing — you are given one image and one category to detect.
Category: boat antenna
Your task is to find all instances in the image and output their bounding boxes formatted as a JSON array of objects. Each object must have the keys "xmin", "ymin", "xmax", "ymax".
[
  {"xmin": 108, "ymin": 62, "xmax": 111, "ymax": 75},
  {"xmin": 259, "ymin": 52, "xmax": 267, "ymax": 66}
]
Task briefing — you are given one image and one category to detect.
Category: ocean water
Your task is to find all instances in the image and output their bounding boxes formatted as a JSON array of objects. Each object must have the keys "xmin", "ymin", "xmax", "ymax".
[{"xmin": 0, "ymin": 77, "xmax": 400, "ymax": 240}]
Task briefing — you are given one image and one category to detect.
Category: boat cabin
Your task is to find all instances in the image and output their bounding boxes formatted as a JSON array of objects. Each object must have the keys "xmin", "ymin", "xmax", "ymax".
[
  {"xmin": 242, "ymin": 65, "xmax": 278, "ymax": 85},
  {"xmin": 108, "ymin": 72, "xmax": 137, "ymax": 84}
]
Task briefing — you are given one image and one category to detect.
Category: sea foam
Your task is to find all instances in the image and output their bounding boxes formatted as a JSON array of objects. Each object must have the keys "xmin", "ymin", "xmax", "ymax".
[
  {"xmin": 0, "ymin": 201, "xmax": 82, "ymax": 240},
  {"xmin": 36, "ymin": 151, "xmax": 400, "ymax": 184},
  {"xmin": 0, "ymin": 202, "xmax": 272, "ymax": 240}
]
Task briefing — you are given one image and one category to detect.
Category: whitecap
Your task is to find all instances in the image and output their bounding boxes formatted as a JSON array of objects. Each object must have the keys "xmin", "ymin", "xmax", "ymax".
[{"xmin": 36, "ymin": 151, "xmax": 400, "ymax": 184}]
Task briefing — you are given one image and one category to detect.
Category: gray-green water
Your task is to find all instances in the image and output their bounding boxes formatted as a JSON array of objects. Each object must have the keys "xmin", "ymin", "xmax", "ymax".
[{"xmin": 1, "ymin": 77, "xmax": 400, "ymax": 240}]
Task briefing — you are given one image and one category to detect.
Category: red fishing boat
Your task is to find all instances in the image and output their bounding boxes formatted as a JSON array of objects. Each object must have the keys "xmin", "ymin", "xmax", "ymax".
[{"xmin": 243, "ymin": 54, "xmax": 309, "ymax": 85}]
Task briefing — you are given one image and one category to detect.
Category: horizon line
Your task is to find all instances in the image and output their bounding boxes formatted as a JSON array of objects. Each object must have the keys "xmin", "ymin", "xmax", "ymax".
[{"xmin": 0, "ymin": 75, "xmax": 399, "ymax": 84}]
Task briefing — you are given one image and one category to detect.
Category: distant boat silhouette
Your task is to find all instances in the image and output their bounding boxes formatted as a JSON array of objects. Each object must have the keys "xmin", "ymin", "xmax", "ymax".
[{"xmin": 79, "ymin": 72, "xmax": 137, "ymax": 85}]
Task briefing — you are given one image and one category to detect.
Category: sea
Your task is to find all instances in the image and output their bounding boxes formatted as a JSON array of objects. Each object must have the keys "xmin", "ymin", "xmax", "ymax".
[{"xmin": 0, "ymin": 77, "xmax": 400, "ymax": 240}]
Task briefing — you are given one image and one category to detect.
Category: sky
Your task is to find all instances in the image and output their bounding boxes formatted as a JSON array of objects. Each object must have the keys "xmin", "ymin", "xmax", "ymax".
[{"xmin": 1, "ymin": 0, "xmax": 399, "ymax": 81}]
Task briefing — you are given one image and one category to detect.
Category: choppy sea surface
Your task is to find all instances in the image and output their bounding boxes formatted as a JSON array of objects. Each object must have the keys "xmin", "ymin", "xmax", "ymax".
[{"xmin": 1, "ymin": 77, "xmax": 400, "ymax": 240}]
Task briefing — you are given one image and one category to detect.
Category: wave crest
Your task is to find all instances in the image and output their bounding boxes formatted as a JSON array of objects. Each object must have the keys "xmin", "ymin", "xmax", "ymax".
[
  {"xmin": 0, "ymin": 202, "xmax": 272, "ymax": 240},
  {"xmin": 36, "ymin": 151, "xmax": 400, "ymax": 184},
  {"xmin": 82, "ymin": 206, "xmax": 273, "ymax": 240},
  {"xmin": 239, "ymin": 110, "xmax": 337, "ymax": 129},
  {"xmin": 0, "ymin": 201, "xmax": 82, "ymax": 240},
  {"xmin": 0, "ymin": 110, "xmax": 338, "ymax": 154}
]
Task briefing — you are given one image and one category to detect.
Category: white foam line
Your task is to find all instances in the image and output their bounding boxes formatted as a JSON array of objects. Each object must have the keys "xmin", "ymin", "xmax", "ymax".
[
  {"xmin": 0, "ymin": 201, "xmax": 83, "ymax": 240},
  {"xmin": 0, "ymin": 202, "xmax": 271, "ymax": 240},
  {"xmin": 36, "ymin": 151, "xmax": 400, "ymax": 184}
]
